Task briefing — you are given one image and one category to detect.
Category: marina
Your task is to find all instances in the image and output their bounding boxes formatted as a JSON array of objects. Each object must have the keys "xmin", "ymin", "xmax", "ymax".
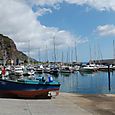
[
  {"xmin": 0, "ymin": 62, "xmax": 115, "ymax": 96},
  {"xmin": 37, "ymin": 69, "xmax": 115, "ymax": 94},
  {"xmin": 0, "ymin": 64, "xmax": 115, "ymax": 115},
  {"xmin": 0, "ymin": 0, "xmax": 115, "ymax": 114}
]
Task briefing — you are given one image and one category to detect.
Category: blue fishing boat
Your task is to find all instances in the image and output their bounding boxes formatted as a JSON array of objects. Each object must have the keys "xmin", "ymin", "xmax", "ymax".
[{"xmin": 0, "ymin": 77, "xmax": 60, "ymax": 98}]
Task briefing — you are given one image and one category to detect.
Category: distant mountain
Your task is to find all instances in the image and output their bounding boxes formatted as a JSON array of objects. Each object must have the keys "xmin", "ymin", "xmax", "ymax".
[{"xmin": 0, "ymin": 34, "xmax": 37, "ymax": 65}]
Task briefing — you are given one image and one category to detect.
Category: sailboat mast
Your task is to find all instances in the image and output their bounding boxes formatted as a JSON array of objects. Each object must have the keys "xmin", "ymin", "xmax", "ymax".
[
  {"xmin": 66, "ymin": 47, "xmax": 70, "ymax": 63},
  {"xmin": 38, "ymin": 48, "xmax": 41, "ymax": 62},
  {"xmin": 89, "ymin": 43, "xmax": 92, "ymax": 62},
  {"xmin": 62, "ymin": 51, "xmax": 63, "ymax": 63},
  {"xmin": 28, "ymin": 40, "xmax": 30, "ymax": 65},
  {"xmin": 75, "ymin": 40, "xmax": 78, "ymax": 62},
  {"xmin": 97, "ymin": 43, "xmax": 103, "ymax": 61},
  {"xmin": 53, "ymin": 36, "xmax": 56, "ymax": 63},
  {"xmin": 71, "ymin": 48, "xmax": 73, "ymax": 63},
  {"xmin": 113, "ymin": 40, "xmax": 115, "ymax": 59},
  {"xmin": 45, "ymin": 45, "xmax": 48, "ymax": 62}
]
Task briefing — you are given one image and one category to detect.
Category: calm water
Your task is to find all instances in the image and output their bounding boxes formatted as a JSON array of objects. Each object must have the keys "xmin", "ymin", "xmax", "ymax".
[{"xmin": 41, "ymin": 71, "xmax": 115, "ymax": 94}]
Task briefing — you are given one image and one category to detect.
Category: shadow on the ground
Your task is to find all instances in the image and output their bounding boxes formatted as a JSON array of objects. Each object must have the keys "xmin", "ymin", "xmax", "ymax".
[{"xmin": 0, "ymin": 94, "xmax": 52, "ymax": 100}]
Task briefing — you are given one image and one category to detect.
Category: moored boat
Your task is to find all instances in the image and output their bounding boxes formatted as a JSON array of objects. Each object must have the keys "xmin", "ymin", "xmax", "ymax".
[
  {"xmin": 79, "ymin": 64, "xmax": 98, "ymax": 73},
  {"xmin": 60, "ymin": 66, "xmax": 74, "ymax": 73},
  {"xmin": 98, "ymin": 64, "xmax": 113, "ymax": 72},
  {"xmin": 14, "ymin": 66, "xmax": 23, "ymax": 76},
  {"xmin": 0, "ymin": 77, "xmax": 60, "ymax": 98},
  {"xmin": 35, "ymin": 65, "xmax": 44, "ymax": 74},
  {"xmin": 50, "ymin": 67, "xmax": 59, "ymax": 75}
]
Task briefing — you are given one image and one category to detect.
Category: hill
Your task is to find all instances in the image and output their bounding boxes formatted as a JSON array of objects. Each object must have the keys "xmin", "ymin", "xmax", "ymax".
[{"xmin": 0, "ymin": 34, "xmax": 36, "ymax": 65}]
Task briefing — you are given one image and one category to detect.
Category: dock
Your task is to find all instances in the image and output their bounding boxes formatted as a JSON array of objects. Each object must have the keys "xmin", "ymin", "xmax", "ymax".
[{"xmin": 0, "ymin": 93, "xmax": 115, "ymax": 115}]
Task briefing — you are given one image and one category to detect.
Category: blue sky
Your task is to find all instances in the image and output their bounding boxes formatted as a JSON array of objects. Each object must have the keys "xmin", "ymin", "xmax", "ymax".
[
  {"xmin": 1, "ymin": 0, "xmax": 115, "ymax": 62},
  {"xmin": 38, "ymin": 2, "xmax": 115, "ymax": 62}
]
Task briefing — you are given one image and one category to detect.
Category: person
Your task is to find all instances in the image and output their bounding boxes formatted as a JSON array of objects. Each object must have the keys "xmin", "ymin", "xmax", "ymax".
[{"xmin": 2, "ymin": 66, "xmax": 6, "ymax": 79}]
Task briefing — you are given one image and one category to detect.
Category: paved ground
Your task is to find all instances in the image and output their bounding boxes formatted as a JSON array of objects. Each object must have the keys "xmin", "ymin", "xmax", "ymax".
[{"xmin": 0, "ymin": 93, "xmax": 115, "ymax": 115}]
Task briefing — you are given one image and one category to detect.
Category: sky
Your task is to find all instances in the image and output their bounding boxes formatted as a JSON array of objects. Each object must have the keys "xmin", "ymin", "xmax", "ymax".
[{"xmin": 0, "ymin": 0, "xmax": 115, "ymax": 62}]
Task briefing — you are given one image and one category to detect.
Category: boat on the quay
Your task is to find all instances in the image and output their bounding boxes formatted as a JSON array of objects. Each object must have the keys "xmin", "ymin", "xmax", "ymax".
[{"xmin": 0, "ymin": 76, "xmax": 60, "ymax": 98}]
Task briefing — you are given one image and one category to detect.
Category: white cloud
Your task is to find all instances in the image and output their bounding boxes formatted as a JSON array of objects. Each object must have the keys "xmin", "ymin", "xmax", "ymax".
[
  {"xmin": 34, "ymin": 8, "xmax": 52, "ymax": 16},
  {"xmin": 96, "ymin": 25, "xmax": 115, "ymax": 36},
  {"xmin": 26, "ymin": 0, "xmax": 62, "ymax": 7},
  {"xmin": 2, "ymin": 0, "xmax": 114, "ymax": 60},
  {"xmin": 0, "ymin": 0, "xmax": 84, "ymax": 60},
  {"xmin": 65, "ymin": 0, "xmax": 115, "ymax": 11},
  {"xmin": 29, "ymin": 0, "xmax": 115, "ymax": 11}
]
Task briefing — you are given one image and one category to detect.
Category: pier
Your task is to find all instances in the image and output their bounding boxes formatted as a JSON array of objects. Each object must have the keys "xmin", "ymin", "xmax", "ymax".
[{"xmin": 93, "ymin": 58, "xmax": 115, "ymax": 65}]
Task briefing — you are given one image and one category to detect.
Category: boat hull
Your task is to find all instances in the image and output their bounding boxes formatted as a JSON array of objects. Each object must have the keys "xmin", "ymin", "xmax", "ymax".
[
  {"xmin": 0, "ymin": 79, "xmax": 60, "ymax": 98},
  {"xmin": 0, "ymin": 89, "xmax": 59, "ymax": 98}
]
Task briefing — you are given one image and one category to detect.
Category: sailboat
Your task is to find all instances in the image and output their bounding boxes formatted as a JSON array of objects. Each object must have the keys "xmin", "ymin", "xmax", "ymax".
[
  {"xmin": 49, "ymin": 36, "xmax": 59, "ymax": 75},
  {"xmin": 23, "ymin": 40, "xmax": 35, "ymax": 76},
  {"xmin": 79, "ymin": 43, "xmax": 98, "ymax": 73}
]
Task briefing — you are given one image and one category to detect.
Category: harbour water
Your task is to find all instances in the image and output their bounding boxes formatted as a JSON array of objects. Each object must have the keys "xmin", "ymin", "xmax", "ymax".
[{"xmin": 37, "ymin": 71, "xmax": 115, "ymax": 94}]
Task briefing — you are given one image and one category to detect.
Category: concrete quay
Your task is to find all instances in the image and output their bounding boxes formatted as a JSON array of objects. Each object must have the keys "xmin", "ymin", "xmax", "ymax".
[{"xmin": 0, "ymin": 93, "xmax": 115, "ymax": 115}]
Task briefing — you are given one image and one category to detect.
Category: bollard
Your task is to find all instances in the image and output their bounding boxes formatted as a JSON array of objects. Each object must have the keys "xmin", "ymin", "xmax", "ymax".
[{"xmin": 107, "ymin": 65, "xmax": 111, "ymax": 91}]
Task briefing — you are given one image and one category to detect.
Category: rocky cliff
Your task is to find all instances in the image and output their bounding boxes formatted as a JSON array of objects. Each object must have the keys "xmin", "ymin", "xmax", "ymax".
[{"xmin": 0, "ymin": 34, "xmax": 35, "ymax": 65}]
